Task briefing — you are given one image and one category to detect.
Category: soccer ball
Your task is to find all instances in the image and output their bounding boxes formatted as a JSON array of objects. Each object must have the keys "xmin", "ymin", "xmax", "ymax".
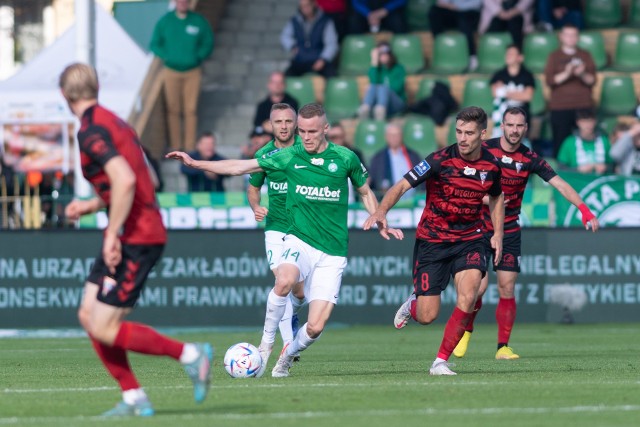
[{"xmin": 223, "ymin": 342, "xmax": 263, "ymax": 378}]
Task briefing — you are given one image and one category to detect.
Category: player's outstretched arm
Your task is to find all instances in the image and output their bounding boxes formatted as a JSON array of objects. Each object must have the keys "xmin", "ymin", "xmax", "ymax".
[
  {"xmin": 488, "ymin": 192, "xmax": 505, "ymax": 266},
  {"xmin": 548, "ymin": 176, "xmax": 599, "ymax": 232},
  {"xmin": 362, "ymin": 179, "xmax": 409, "ymax": 240},
  {"xmin": 65, "ymin": 197, "xmax": 105, "ymax": 220},
  {"xmin": 166, "ymin": 151, "xmax": 263, "ymax": 175},
  {"xmin": 247, "ymin": 184, "xmax": 268, "ymax": 222}
]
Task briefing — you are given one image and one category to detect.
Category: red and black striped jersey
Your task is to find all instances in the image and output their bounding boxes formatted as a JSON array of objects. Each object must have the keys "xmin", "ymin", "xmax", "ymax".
[
  {"xmin": 481, "ymin": 137, "xmax": 557, "ymax": 233},
  {"xmin": 78, "ymin": 105, "xmax": 166, "ymax": 245},
  {"xmin": 404, "ymin": 144, "xmax": 502, "ymax": 243}
]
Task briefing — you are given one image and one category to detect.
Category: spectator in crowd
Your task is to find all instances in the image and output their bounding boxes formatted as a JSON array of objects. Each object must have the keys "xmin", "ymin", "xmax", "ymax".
[
  {"xmin": 428, "ymin": 0, "xmax": 482, "ymax": 71},
  {"xmin": 368, "ymin": 123, "xmax": 423, "ymax": 199},
  {"xmin": 489, "ymin": 44, "xmax": 535, "ymax": 137},
  {"xmin": 479, "ymin": 0, "xmax": 534, "ymax": 49},
  {"xmin": 544, "ymin": 24, "xmax": 595, "ymax": 158},
  {"xmin": 358, "ymin": 42, "xmax": 406, "ymax": 121},
  {"xmin": 557, "ymin": 109, "xmax": 611, "ymax": 175},
  {"xmin": 242, "ymin": 127, "xmax": 274, "ymax": 160},
  {"xmin": 253, "ymin": 72, "xmax": 300, "ymax": 130},
  {"xmin": 180, "ymin": 132, "xmax": 228, "ymax": 192},
  {"xmin": 317, "ymin": 0, "xmax": 349, "ymax": 41},
  {"xmin": 328, "ymin": 121, "xmax": 367, "ymax": 167},
  {"xmin": 150, "ymin": 0, "xmax": 214, "ymax": 152},
  {"xmin": 281, "ymin": 0, "xmax": 339, "ymax": 78},
  {"xmin": 349, "ymin": 0, "xmax": 407, "ymax": 34},
  {"xmin": 536, "ymin": 0, "xmax": 583, "ymax": 31},
  {"xmin": 610, "ymin": 121, "xmax": 640, "ymax": 176}
]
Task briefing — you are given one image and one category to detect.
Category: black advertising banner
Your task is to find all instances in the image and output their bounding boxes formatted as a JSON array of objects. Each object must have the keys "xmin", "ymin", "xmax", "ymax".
[{"xmin": 1, "ymin": 229, "xmax": 639, "ymax": 328}]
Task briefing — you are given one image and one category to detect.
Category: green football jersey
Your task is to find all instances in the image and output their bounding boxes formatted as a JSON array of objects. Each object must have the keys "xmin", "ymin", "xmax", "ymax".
[
  {"xmin": 257, "ymin": 142, "xmax": 368, "ymax": 257},
  {"xmin": 248, "ymin": 135, "xmax": 302, "ymax": 233}
]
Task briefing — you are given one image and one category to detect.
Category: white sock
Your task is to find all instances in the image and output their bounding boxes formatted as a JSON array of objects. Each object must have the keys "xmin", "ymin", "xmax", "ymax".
[
  {"xmin": 433, "ymin": 357, "xmax": 447, "ymax": 366},
  {"xmin": 287, "ymin": 322, "xmax": 319, "ymax": 356},
  {"xmin": 179, "ymin": 343, "xmax": 199, "ymax": 364},
  {"xmin": 262, "ymin": 289, "xmax": 287, "ymax": 345},
  {"xmin": 289, "ymin": 293, "xmax": 306, "ymax": 314},
  {"xmin": 278, "ymin": 298, "xmax": 295, "ymax": 343},
  {"xmin": 122, "ymin": 388, "xmax": 148, "ymax": 405}
]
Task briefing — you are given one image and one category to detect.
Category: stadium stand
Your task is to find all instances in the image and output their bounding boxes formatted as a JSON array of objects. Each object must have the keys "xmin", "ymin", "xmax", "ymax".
[
  {"xmin": 612, "ymin": 30, "xmax": 640, "ymax": 71},
  {"xmin": 286, "ymin": 77, "xmax": 317, "ymax": 106},
  {"xmin": 402, "ymin": 115, "xmax": 438, "ymax": 157},
  {"xmin": 598, "ymin": 75, "xmax": 638, "ymax": 117},
  {"xmin": 462, "ymin": 77, "xmax": 493, "ymax": 112},
  {"xmin": 338, "ymin": 34, "xmax": 375, "ymax": 76},
  {"xmin": 523, "ymin": 32, "xmax": 558, "ymax": 73},
  {"xmin": 391, "ymin": 34, "xmax": 425, "ymax": 74},
  {"xmin": 585, "ymin": 0, "xmax": 622, "ymax": 29},
  {"xmin": 476, "ymin": 32, "xmax": 512, "ymax": 74},
  {"xmin": 324, "ymin": 77, "xmax": 361, "ymax": 122},
  {"xmin": 430, "ymin": 31, "xmax": 469, "ymax": 75},
  {"xmin": 405, "ymin": 0, "xmax": 434, "ymax": 31},
  {"xmin": 353, "ymin": 119, "xmax": 387, "ymax": 164},
  {"xmin": 578, "ymin": 31, "xmax": 608, "ymax": 70}
]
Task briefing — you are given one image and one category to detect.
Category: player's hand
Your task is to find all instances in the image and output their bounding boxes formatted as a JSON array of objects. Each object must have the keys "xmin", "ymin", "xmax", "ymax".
[
  {"xmin": 491, "ymin": 234, "xmax": 503, "ymax": 266},
  {"xmin": 578, "ymin": 203, "xmax": 599, "ymax": 232},
  {"xmin": 385, "ymin": 227, "xmax": 404, "ymax": 240},
  {"xmin": 103, "ymin": 231, "xmax": 122, "ymax": 275},
  {"xmin": 65, "ymin": 199, "xmax": 97, "ymax": 220},
  {"xmin": 165, "ymin": 151, "xmax": 195, "ymax": 167},
  {"xmin": 253, "ymin": 206, "xmax": 268, "ymax": 222}
]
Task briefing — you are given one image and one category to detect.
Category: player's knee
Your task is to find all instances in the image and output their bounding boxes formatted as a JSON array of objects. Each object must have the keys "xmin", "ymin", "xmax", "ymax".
[{"xmin": 77, "ymin": 307, "xmax": 91, "ymax": 332}]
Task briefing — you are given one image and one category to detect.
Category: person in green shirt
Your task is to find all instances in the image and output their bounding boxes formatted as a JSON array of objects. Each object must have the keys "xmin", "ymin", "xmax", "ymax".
[
  {"xmin": 358, "ymin": 41, "xmax": 407, "ymax": 121},
  {"xmin": 247, "ymin": 103, "xmax": 305, "ymax": 370},
  {"xmin": 150, "ymin": 0, "xmax": 214, "ymax": 152},
  {"xmin": 557, "ymin": 108, "xmax": 612, "ymax": 175},
  {"xmin": 167, "ymin": 103, "xmax": 403, "ymax": 378}
]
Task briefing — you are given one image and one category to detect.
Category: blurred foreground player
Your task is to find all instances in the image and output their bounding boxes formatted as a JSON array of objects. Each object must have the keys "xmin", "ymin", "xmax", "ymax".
[{"xmin": 60, "ymin": 63, "xmax": 212, "ymax": 416}]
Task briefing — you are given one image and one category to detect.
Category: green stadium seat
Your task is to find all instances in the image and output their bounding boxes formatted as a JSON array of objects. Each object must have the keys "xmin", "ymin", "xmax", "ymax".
[
  {"xmin": 286, "ymin": 77, "xmax": 316, "ymax": 106},
  {"xmin": 462, "ymin": 77, "xmax": 493, "ymax": 112},
  {"xmin": 628, "ymin": 0, "xmax": 640, "ymax": 28},
  {"xmin": 446, "ymin": 115, "xmax": 457, "ymax": 146},
  {"xmin": 391, "ymin": 34, "xmax": 425, "ymax": 74},
  {"xmin": 324, "ymin": 77, "xmax": 360, "ymax": 122},
  {"xmin": 599, "ymin": 115, "xmax": 621, "ymax": 137},
  {"xmin": 402, "ymin": 115, "xmax": 438, "ymax": 157},
  {"xmin": 353, "ymin": 119, "xmax": 387, "ymax": 163},
  {"xmin": 530, "ymin": 76, "xmax": 546, "ymax": 116},
  {"xmin": 339, "ymin": 35, "xmax": 375, "ymax": 76},
  {"xmin": 584, "ymin": 0, "xmax": 622, "ymax": 29},
  {"xmin": 476, "ymin": 32, "xmax": 512, "ymax": 74},
  {"xmin": 578, "ymin": 31, "xmax": 607, "ymax": 70},
  {"xmin": 523, "ymin": 32, "xmax": 559, "ymax": 73},
  {"xmin": 612, "ymin": 31, "xmax": 640, "ymax": 71},
  {"xmin": 598, "ymin": 75, "xmax": 637, "ymax": 117},
  {"xmin": 430, "ymin": 32, "xmax": 469, "ymax": 75},
  {"xmin": 406, "ymin": 0, "xmax": 434, "ymax": 31}
]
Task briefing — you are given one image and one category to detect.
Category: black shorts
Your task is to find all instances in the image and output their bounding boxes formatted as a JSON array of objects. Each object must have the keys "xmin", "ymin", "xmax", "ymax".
[
  {"xmin": 87, "ymin": 244, "xmax": 164, "ymax": 308},
  {"xmin": 412, "ymin": 238, "xmax": 487, "ymax": 297},
  {"xmin": 483, "ymin": 230, "xmax": 521, "ymax": 272}
]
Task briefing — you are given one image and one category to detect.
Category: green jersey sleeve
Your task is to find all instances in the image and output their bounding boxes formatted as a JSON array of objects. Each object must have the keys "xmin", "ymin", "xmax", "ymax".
[
  {"xmin": 348, "ymin": 150, "xmax": 369, "ymax": 189},
  {"xmin": 257, "ymin": 145, "xmax": 296, "ymax": 173}
]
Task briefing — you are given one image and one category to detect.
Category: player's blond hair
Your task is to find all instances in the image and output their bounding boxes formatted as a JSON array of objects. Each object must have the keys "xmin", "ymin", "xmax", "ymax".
[
  {"xmin": 298, "ymin": 103, "xmax": 326, "ymax": 122},
  {"xmin": 59, "ymin": 63, "xmax": 99, "ymax": 103}
]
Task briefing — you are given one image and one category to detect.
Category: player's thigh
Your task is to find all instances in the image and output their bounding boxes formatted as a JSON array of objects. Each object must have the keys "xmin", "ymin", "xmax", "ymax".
[
  {"xmin": 275, "ymin": 235, "xmax": 310, "ymax": 293},
  {"xmin": 452, "ymin": 239, "xmax": 487, "ymax": 310},
  {"xmin": 304, "ymin": 253, "xmax": 347, "ymax": 306},
  {"xmin": 412, "ymin": 239, "xmax": 453, "ymax": 298},
  {"xmin": 264, "ymin": 230, "xmax": 286, "ymax": 272}
]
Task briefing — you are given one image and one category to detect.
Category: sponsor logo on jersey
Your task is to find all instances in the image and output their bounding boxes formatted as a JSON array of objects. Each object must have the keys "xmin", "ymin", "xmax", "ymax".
[
  {"xmin": 295, "ymin": 185, "xmax": 341, "ymax": 200},
  {"xmin": 413, "ymin": 160, "xmax": 430, "ymax": 176},
  {"xmin": 463, "ymin": 166, "xmax": 476, "ymax": 176},
  {"xmin": 515, "ymin": 162, "xmax": 523, "ymax": 173},
  {"xmin": 294, "ymin": 164, "xmax": 307, "ymax": 169},
  {"xmin": 501, "ymin": 155, "xmax": 513, "ymax": 164},
  {"xmin": 311, "ymin": 158, "xmax": 325, "ymax": 166},
  {"xmin": 328, "ymin": 162, "xmax": 338, "ymax": 172},
  {"xmin": 186, "ymin": 25, "xmax": 200, "ymax": 35},
  {"xmin": 269, "ymin": 181, "xmax": 287, "ymax": 192},
  {"xmin": 102, "ymin": 276, "xmax": 117, "ymax": 297},
  {"xmin": 262, "ymin": 148, "xmax": 281, "ymax": 158}
]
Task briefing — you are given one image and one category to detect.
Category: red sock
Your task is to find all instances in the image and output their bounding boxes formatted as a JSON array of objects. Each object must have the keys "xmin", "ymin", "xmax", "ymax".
[
  {"xmin": 113, "ymin": 322, "xmax": 184, "ymax": 360},
  {"xmin": 496, "ymin": 297, "xmax": 517, "ymax": 345},
  {"xmin": 409, "ymin": 298, "xmax": 417, "ymax": 321},
  {"xmin": 437, "ymin": 307, "xmax": 472, "ymax": 360},
  {"xmin": 466, "ymin": 297, "xmax": 483, "ymax": 332},
  {"xmin": 90, "ymin": 335, "xmax": 140, "ymax": 391}
]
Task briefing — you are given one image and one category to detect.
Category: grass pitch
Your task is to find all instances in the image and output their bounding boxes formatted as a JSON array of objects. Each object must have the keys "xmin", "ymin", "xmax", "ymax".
[{"xmin": 1, "ymin": 323, "xmax": 639, "ymax": 427}]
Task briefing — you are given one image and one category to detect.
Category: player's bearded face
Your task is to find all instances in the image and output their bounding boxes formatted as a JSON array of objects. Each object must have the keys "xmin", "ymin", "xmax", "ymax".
[
  {"xmin": 271, "ymin": 109, "xmax": 297, "ymax": 144},
  {"xmin": 501, "ymin": 114, "xmax": 527, "ymax": 146},
  {"xmin": 455, "ymin": 120, "xmax": 484, "ymax": 157}
]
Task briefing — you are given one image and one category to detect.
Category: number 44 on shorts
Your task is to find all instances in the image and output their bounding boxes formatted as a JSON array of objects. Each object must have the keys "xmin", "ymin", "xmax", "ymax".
[{"xmin": 281, "ymin": 248, "xmax": 300, "ymax": 262}]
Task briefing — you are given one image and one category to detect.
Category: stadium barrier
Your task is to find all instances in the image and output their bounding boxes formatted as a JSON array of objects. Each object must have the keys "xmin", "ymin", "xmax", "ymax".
[{"xmin": 0, "ymin": 228, "xmax": 639, "ymax": 328}]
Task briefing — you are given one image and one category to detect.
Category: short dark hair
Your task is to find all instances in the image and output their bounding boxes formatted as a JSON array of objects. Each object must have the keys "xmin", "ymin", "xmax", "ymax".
[
  {"xmin": 271, "ymin": 102, "xmax": 297, "ymax": 115},
  {"xmin": 502, "ymin": 106, "xmax": 528, "ymax": 122},
  {"xmin": 298, "ymin": 103, "xmax": 326, "ymax": 120},
  {"xmin": 456, "ymin": 106, "xmax": 487, "ymax": 131},
  {"xmin": 576, "ymin": 108, "xmax": 596, "ymax": 121},
  {"xmin": 506, "ymin": 44, "xmax": 522, "ymax": 54}
]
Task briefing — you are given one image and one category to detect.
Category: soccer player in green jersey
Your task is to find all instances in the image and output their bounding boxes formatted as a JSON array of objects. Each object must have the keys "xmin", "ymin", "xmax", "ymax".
[
  {"xmin": 247, "ymin": 103, "xmax": 306, "ymax": 369},
  {"xmin": 168, "ymin": 103, "xmax": 403, "ymax": 377}
]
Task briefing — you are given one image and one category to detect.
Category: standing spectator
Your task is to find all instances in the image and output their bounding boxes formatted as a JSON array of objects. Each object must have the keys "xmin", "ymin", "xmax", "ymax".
[
  {"xmin": 349, "ymin": 0, "xmax": 408, "ymax": 34},
  {"xmin": 544, "ymin": 24, "xmax": 595, "ymax": 158},
  {"xmin": 358, "ymin": 42, "xmax": 406, "ymax": 121},
  {"xmin": 557, "ymin": 109, "xmax": 612, "ymax": 175},
  {"xmin": 536, "ymin": 0, "xmax": 584, "ymax": 31},
  {"xmin": 281, "ymin": 0, "xmax": 339, "ymax": 78},
  {"xmin": 180, "ymin": 132, "xmax": 228, "ymax": 192},
  {"xmin": 253, "ymin": 72, "xmax": 300, "ymax": 130},
  {"xmin": 368, "ymin": 123, "xmax": 423, "ymax": 199},
  {"xmin": 479, "ymin": 0, "xmax": 534, "ymax": 49},
  {"xmin": 428, "ymin": 0, "xmax": 482, "ymax": 71},
  {"xmin": 610, "ymin": 122, "xmax": 640, "ymax": 176},
  {"xmin": 489, "ymin": 44, "xmax": 535, "ymax": 137},
  {"xmin": 317, "ymin": 0, "xmax": 349, "ymax": 41},
  {"xmin": 150, "ymin": 0, "xmax": 213, "ymax": 152}
]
